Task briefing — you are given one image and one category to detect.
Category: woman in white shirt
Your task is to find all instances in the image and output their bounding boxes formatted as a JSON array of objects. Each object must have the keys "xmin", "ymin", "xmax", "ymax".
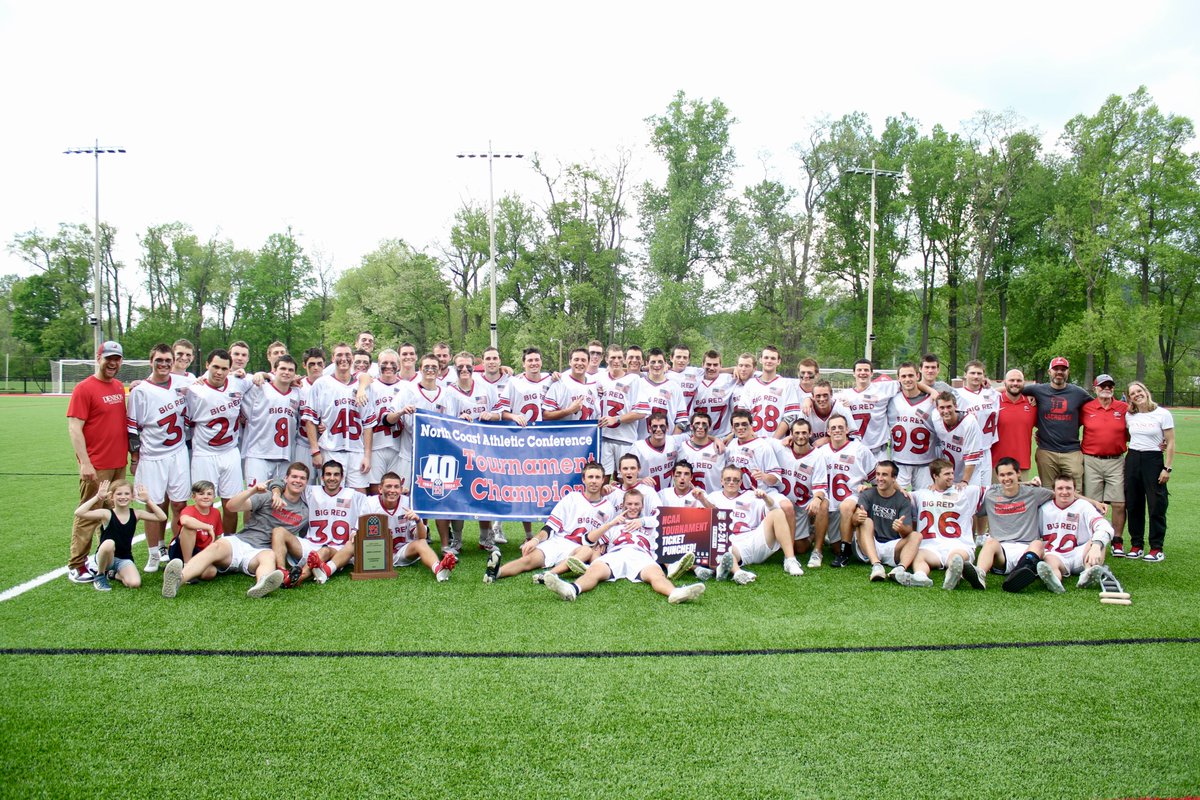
[{"xmin": 1123, "ymin": 382, "xmax": 1175, "ymax": 562}]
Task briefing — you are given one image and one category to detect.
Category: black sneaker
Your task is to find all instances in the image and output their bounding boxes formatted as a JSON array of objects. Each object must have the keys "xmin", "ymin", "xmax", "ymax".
[
  {"xmin": 483, "ymin": 549, "xmax": 502, "ymax": 584},
  {"xmin": 1002, "ymin": 565, "xmax": 1039, "ymax": 593},
  {"xmin": 283, "ymin": 561, "xmax": 304, "ymax": 588},
  {"xmin": 961, "ymin": 562, "xmax": 986, "ymax": 590},
  {"xmin": 831, "ymin": 551, "xmax": 850, "ymax": 568}
]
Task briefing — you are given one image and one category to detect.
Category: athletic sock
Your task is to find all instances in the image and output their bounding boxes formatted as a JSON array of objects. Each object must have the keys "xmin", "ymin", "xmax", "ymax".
[{"xmin": 570, "ymin": 583, "xmax": 580, "ymax": 597}]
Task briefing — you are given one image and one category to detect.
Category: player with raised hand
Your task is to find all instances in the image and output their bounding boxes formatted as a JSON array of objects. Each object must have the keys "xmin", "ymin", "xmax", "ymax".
[
  {"xmin": 906, "ymin": 459, "xmax": 984, "ymax": 590},
  {"xmin": 634, "ymin": 348, "xmax": 687, "ymax": 436},
  {"xmin": 775, "ymin": 418, "xmax": 830, "ymax": 557},
  {"xmin": 1035, "ymin": 475, "xmax": 1114, "ymax": 593},
  {"xmin": 542, "ymin": 491, "xmax": 706, "ymax": 605},
  {"xmin": 542, "ymin": 348, "xmax": 600, "ymax": 422},
  {"xmin": 485, "ymin": 462, "xmax": 615, "ymax": 584},
  {"xmin": 187, "ymin": 348, "xmax": 248, "ymax": 536},
  {"xmin": 887, "ymin": 361, "xmax": 937, "ymax": 491},
  {"xmin": 849, "ymin": 461, "xmax": 922, "ymax": 584},
  {"xmin": 740, "ymin": 345, "xmax": 800, "ymax": 440},
  {"xmin": 73, "ymin": 480, "xmax": 166, "ymax": 591},
  {"xmin": 813, "ymin": 414, "xmax": 877, "ymax": 568},
  {"xmin": 126, "ymin": 343, "xmax": 190, "ymax": 572},
  {"xmin": 707, "ymin": 464, "xmax": 804, "ymax": 583},
  {"xmin": 241, "ymin": 354, "xmax": 302, "ymax": 490},
  {"xmin": 596, "ymin": 345, "xmax": 645, "ymax": 479}
]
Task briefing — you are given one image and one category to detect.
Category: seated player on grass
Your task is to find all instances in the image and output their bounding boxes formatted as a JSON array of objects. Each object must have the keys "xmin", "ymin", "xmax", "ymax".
[
  {"xmin": 775, "ymin": 418, "xmax": 830, "ymax": 560},
  {"xmin": 362, "ymin": 471, "xmax": 455, "ymax": 581},
  {"xmin": 849, "ymin": 460, "xmax": 922, "ymax": 584},
  {"xmin": 608, "ymin": 452, "xmax": 662, "ymax": 516},
  {"xmin": 166, "ymin": 480, "xmax": 223, "ymax": 578},
  {"xmin": 160, "ymin": 464, "xmax": 311, "ymax": 600},
  {"xmin": 708, "ymin": 464, "xmax": 805, "ymax": 585},
  {"xmin": 73, "ymin": 479, "xmax": 166, "ymax": 592},
  {"xmin": 543, "ymin": 491, "xmax": 705, "ymax": 605},
  {"xmin": 282, "ymin": 460, "xmax": 364, "ymax": 585},
  {"xmin": 973, "ymin": 457, "xmax": 1053, "ymax": 590},
  {"xmin": 657, "ymin": 460, "xmax": 713, "ymax": 509},
  {"xmin": 1035, "ymin": 475, "xmax": 1114, "ymax": 593},
  {"xmin": 484, "ymin": 462, "xmax": 615, "ymax": 584},
  {"xmin": 906, "ymin": 459, "xmax": 983, "ymax": 590}
]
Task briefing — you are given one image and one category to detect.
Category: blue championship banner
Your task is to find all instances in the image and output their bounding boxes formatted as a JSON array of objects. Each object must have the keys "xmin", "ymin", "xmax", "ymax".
[{"xmin": 410, "ymin": 410, "xmax": 601, "ymax": 521}]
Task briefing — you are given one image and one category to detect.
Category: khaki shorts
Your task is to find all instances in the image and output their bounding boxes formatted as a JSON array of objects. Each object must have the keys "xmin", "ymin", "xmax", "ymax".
[{"xmin": 1083, "ymin": 454, "xmax": 1125, "ymax": 503}]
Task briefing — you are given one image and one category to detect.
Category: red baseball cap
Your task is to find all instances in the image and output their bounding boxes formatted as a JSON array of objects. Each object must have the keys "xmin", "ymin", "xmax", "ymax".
[{"xmin": 1049, "ymin": 357, "xmax": 1069, "ymax": 370}]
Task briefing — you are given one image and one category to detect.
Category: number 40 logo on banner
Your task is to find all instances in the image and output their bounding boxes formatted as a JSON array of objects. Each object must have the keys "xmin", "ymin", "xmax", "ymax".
[{"xmin": 416, "ymin": 455, "xmax": 463, "ymax": 502}]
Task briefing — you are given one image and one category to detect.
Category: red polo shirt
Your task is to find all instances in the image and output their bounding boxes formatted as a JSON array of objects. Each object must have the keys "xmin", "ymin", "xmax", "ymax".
[
  {"xmin": 992, "ymin": 392, "xmax": 1037, "ymax": 470},
  {"xmin": 1081, "ymin": 398, "xmax": 1128, "ymax": 456}
]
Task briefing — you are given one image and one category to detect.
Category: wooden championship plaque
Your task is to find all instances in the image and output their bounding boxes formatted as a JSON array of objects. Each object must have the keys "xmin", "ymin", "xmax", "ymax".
[{"xmin": 351, "ymin": 513, "xmax": 396, "ymax": 580}]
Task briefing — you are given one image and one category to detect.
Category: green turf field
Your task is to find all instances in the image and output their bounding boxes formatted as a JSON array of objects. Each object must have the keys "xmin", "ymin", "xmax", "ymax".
[{"xmin": 1, "ymin": 397, "xmax": 1197, "ymax": 799}]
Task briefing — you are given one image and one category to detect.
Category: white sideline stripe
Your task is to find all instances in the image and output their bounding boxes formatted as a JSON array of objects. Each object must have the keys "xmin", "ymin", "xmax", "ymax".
[{"xmin": 0, "ymin": 534, "xmax": 147, "ymax": 603}]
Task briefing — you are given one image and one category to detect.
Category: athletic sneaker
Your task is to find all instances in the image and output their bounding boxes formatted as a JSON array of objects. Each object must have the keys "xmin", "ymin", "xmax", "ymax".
[
  {"xmin": 667, "ymin": 583, "xmax": 705, "ymax": 604},
  {"xmin": 783, "ymin": 557, "xmax": 804, "ymax": 577},
  {"xmin": 1077, "ymin": 565, "xmax": 1104, "ymax": 589},
  {"xmin": 1126, "ymin": 547, "xmax": 1144, "ymax": 559},
  {"xmin": 246, "ymin": 570, "xmax": 284, "ymax": 598},
  {"xmin": 67, "ymin": 564, "xmax": 95, "ymax": 584},
  {"xmin": 283, "ymin": 560, "xmax": 304, "ymax": 588},
  {"xmin": 667, "ymin": 552, "xmax": 695, "ymax": 581},
  {"xmin": 1002, "ymin": 565, "xmax": 1039, "ymax": 593},
  {"xmin": 565, "ymin": 557, "xmax": 588, "ymax": 577},
  {"xmin": 961, "ymin": 562, "xmax": 986, "ymax": 590},
  {"xmin": 907, "ymin": 571, "xmax": 934, "ymax": 588},
  {"xmin": 483, "ymin": 549, "xmax": 502, "ymax": 584},
  {"xmin": 831, "ymin": 548, "xmax": 850, "ymax": 568},
  {"xmin": 974, "ymin": 534, "xmax": 988, "ymax": 548},
  {"xmin": 92, "ymin": 572, "xmax": 112, "ymax": 592},
  {"xmin": 1110, "ymin": 538, "xmax": 1125, "ymax": 557},
  {"xmin": 1036, "ymin": 561, "xmax": 1065, "ymax": 594},
  {"xmin": 161, "ymin": 559, "xmax": 183, "ymax": 598},
  {"xmin": 716, "ymin": 551, "xmax": 735, "ymax": 582},
  {"xmin": 694, "ymin": 566, "xmax": 715, "ymax": 581},
  {"xmin": 807, "ymin": 550, "xmax": 822, "ymax": 569},
  {"xmin": 943, "ymin": 554, "xmax": 964, "ymax": 590},
  {"xmin": 869, "ymin": 563, "xmax": 886, "ymax": 582},
  {"xmin": 1143, "ymin": 549, "xmax": 1164, "ymax": 562},
  {"xmin": 435, "ymin": 552, "xmax": 458, "ymax": 582},
  {"xmin": 889, "ymin": 565, "xmax": 908, "ymax": 583},
  {"xmin": 543, "ymin": 572, "xmax": 577, "ymax": 601},
  {"xmin": 733, "ymin": 569, "xmax": 757, "ymax": 585},
  {"xmin": 144, "ymin": 548, "xmax": 162, "ymax": 573},
  {"xmin": 493, "ymin": 529, "xmax": 508, "ymax": 544}
]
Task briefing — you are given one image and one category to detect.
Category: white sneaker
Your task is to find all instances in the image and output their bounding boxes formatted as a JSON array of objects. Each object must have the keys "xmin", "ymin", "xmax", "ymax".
[
  {"xmin": 943, "ymin": 554, "xmax": 964, "ymax": 590},
  {"xmin": 783, "ymin": 557, "xmax": 804, "ymax": 577},
  {"xmin": 543, "ymin": 572, "xmax": 576, "ymax": 601},
  {"xmin": 716, "ymin": 551, "xmax": 734, "ymax": 582},
  {"xmin": 1077, "ymin": 565, "xmax": 1103, "ymax": 589},
  {"xmin": 161, "ymin": 559, "xmax": 183, "ymax": 598},
  {"xmin": 907, "ymin": 571, "xmax": 934, "ymax": 588},
  {"xmin": 1037, "ymin": 561, "xmax": 1065, "ymax": 593},
  {"xmin": 869, "ymin": 563, "xmax": 887, "ymax": 582},
  {"xmin": 493, "ymin": 528, "xmax": 508, "ymax": 544},
  {"xmin": 733, "ymin": 569, "xmax": 757, "ymax": 585},
  {"xmin": 246, "ymin": 570, "xmax": 284, "ymax": 598},
  {"xmin": 889, "ymin": 565, "xmax": 908, "ymax": 583},
  {"xmin": 667, "ymin": 552, "xmax": 695, "ymax": 581},
  {"xmin": 807, "ymin": 550, "xmax": 823, "ymax": 569},
  {"xmin": 144, "ymin": 548, "xmax": 162, "ymax": 573},
  {"xmin": 668, "ymin": 583, "xmax": 705, "ymax": 604},
  {"xmin": 693, "ymin": 567, "xmax": 715, "ymax": 581}
]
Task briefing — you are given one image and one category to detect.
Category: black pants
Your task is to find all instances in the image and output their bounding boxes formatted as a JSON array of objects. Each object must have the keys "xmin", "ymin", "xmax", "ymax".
[{"xmin": 1124, "ymin": 449, "xmax": 1169, "ymax": 550}]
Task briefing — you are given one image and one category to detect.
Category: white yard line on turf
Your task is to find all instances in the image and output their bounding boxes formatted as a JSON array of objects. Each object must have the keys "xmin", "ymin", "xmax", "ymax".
[{"xmin": 0, "ymin": 534, "xmax": 146, "ymax": 603}]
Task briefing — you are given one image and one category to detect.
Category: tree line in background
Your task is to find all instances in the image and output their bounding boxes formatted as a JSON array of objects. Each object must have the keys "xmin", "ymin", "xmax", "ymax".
[{"xmin": 2, "ymin": 86, "xmax": 1197, "ymax": 401}]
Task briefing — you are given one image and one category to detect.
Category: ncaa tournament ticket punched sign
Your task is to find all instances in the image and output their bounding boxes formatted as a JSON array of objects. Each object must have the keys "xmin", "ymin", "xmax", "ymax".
[{"xmin": 410, "ymin": 411, "xmax": 601, "ymax": 521}]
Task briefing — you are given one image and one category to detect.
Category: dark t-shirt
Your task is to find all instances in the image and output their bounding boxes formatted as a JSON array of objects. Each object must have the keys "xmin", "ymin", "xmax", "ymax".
[
  {"xmin": 1021, "ymin": 383, "xmax": 1091, "ymax": 452},
  {"xmin": 234, "ymin": 492, "xmax": 308, "ymax": 549},
  {"xmin": 857, "ymin": 487, "xmax": 913, "ymax": 543}
]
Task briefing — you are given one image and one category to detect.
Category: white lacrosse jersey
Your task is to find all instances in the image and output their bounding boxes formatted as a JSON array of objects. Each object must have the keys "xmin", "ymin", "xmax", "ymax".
[
  {"xmin": 542, "ymin": 374, "xmax": 600, "ymax": 422},
  {"xmin": 302, "ymin": 375, "xmax": 365, "ymax": 453},
  {"xmin": 304, "ymin": 485, "xmax": 364, "ymax": 547},
  {"xmin": 888, "ymin": 392, "xmax": 938, "ymax": 465},
  {"xmin": 634, "ymin": 376, "xmax": 687, "ymax": 436},
  {"xmin": 775, "ymin": 443, "xmax": 828, "ymax": 508},
  {"xmin": 912, "ymin": 485, "xmax": 984, "ymax": 544},
  {"xmin": 1039, "ymin": 497, "xmax": 1114, "ymax": 554},
  {"xmin": 544, "ymin": 491, "xmax": 617, "ymax": 545},
  {"xmin": 816, "ymin": 440, "xmax": 878, "ymax": 503},
  {"xmin": 673, "ymin": 436, "xmax": 726, "ymax": 493},
  {"xmin": 240, "ymin": 381, "xmax": 302, "ymax": 461},
  {"xmin": 955, "ymin": 385, "xmax": 1001, "ymax": 449},
  {"xmin": 930, "ymin": 413, "xmax": 984, "ymax": 483},
  {"xmin": 450, "ymin": 379, "xmax": 501, "ymax": 421},
  {"xmin": 725, "ymin": 435, "xmax": 783, "ymax": 493},
  {"xmin": 835, "ymin": 379, "xmax": 901, "ymax": 449},
  {"xmin": 364, "ymin": 379, "xmax": 417, "ymax": 454},
  {"xmin": 691, "ymin": 374, "xmax": 735, "ymax": 439},
  {"xmin": 740, "ymin": 375, "xmax": 800, "ymax": 439},
  {"xmin": 631, "ymin": 437, "xmax": 680, "ymax": 492},
  {"xmin": 705, "ymin": 489, "xmax": 768, "ymax": 535},
  {"xmin": 360, "ymin": 493, "xmax": 423, "ymax": 553},
  {"xmin": 126, "ymin": 374, "xmax": 189, "ymax": 458},
  {"xmin": 596, "ymin": 372, "xmax": 643, "ymax": 444},
  {"xmin": 187, "ymin": 378, "xmax": 245, "ymax": 456},
  {"xmin": 502, "ymin": 373, "xmax": 554, "ymax": 424}
]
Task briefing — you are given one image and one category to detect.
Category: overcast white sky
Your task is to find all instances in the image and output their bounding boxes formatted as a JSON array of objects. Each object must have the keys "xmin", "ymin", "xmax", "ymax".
[{"xmin": 2, "ymin": 0, "xmax": 1197, "ymax": 285}]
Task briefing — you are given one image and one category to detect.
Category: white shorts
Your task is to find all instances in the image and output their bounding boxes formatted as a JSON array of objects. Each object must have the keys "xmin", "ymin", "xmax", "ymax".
[
  {"xmin": 244, "ymin": 457, "xmax": 290, "ymax": 488},
  {"xmin": 895, "ymin": 462, "xmax": 934, "ymax": 491},
  {"xmin": 601, "ymin": 439, "xmax": 633, "ymax": 476},
  {"xmin": 537, "ymin": 536, "xmax": 581, "ymax": 569},
  {"xmin": 137, "ymin": 449, "xmax": 191, "ymax": 503},
  {"xmin": 599, "ymin": 547, "xmax": 656, "ymax": 582},
  {"xmin": 991, "ymin": 540, "xmax": 1036, "ymax": 574},
  {"xmin": 392, "ymin": 541, "xmax": 423, "ymax": 568},
  {"xmin": 221, "ymin": 535, "xmax": 273, "ymax": 576},
  {"xmin": 1046, "ymin": 547, "xmax": 1087, "ymax": 576},
  {"xmin": 918, "ymin": 538, "xmax": 975, "ymax": 568},
  {"xmin": 730, "ymin": 526, "xmax": 778, "ymax": 566},
  {"xmin": 855, "ymin": 537, "xmax": 901, "ymax": 566},
  {"xmin": 793, "ymin": 499, "xmax": 828, "ymax": 540},
  {"xmin": 192, "ymin": 449, "xmax": 244, "ymax": 499},
  {"xmin": 322, "ymin": 449, "xmax": 368, "ymax": 489},
  {"xmin": 368, "ymin": 447, "xmax": 405, "ymax": 485}
]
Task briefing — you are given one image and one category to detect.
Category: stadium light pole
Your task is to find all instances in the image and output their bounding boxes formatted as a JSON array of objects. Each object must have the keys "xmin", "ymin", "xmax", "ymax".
[
  {"xmin": 455, "ymin": 143, "xmax": 525, "ymax": 349},
  {"xmin": 843, "ymin": 160, "xmax": 903, "ymax": 362},
  {"xmin": 65, "ymin": 140, "xmax": 126, "ymax": 355}
]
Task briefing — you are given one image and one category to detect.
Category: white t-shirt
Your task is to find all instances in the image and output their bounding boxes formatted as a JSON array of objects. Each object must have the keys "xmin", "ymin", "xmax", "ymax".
[{"xmin": 1126, "ymin": 406, "xmax": 1174, "ymax": 452}]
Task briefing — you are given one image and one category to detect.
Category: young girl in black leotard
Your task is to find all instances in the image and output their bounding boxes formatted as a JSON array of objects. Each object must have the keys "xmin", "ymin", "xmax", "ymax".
[{"xmin": 73, "ymin": 479, "xmax": 166, "ymax": 591}]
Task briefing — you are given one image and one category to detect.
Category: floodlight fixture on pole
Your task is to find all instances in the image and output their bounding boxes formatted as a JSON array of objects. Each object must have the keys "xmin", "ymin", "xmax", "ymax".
[
  {"xmin": 843, "ymin": 160, "xmax": 903, "ymax": 362},
  {"xmin": 455, "ymin": 144, "xmax": 525, "ymax": 349},
  {"xmin": 65, "ymin": 140, "xmax": 126, "ymax": 355}
]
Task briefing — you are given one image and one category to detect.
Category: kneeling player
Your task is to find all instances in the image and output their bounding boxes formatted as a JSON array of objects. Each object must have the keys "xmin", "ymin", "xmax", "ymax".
[
  {"xmin": 543, "ymin": 492, "xmax": 705, "ymax": 604},
  {"xmin": 850, "ymin": 460, "xmax": 922, "ymax": 583},
  {"xmin": 1035, "ymin": 475, "xmax": 1113, "ymax": 593},
  {"xmin": 708, "ymin": 464, "xmax": 804, "ymax": 584},
  {"xmin": 485, "ymin": 462, "xmax": 614, "ymax": 583},
  {"xmin": 908, "ymin": 459, "xmax": 983, "ymax": 589},
  {"xmin": 362, "ymin": 472, "xmax": 456, "ymax": 581}
]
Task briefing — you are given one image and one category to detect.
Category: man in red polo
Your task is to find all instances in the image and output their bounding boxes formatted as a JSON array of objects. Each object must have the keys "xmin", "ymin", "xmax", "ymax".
[
  {"xmin": 1081, "ymin": 373, "xmax": 1128, "ymax": 554},
  {"xmin": 992, "ymin": 368, "xmax": 1037, "ymax": 481},
  {"xmin": 66, "ymin": 341, "xmax": 130, "ymax": 583}
]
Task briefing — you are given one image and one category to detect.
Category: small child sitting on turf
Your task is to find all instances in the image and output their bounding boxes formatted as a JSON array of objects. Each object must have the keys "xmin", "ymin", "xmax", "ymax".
[
  {"xmin": 167, "ymin": 480, "xmax": 223, "ymax": 581},
  {"xmin": 73, "ymin": 479, "xmax": 166, "ymax": 592}
]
